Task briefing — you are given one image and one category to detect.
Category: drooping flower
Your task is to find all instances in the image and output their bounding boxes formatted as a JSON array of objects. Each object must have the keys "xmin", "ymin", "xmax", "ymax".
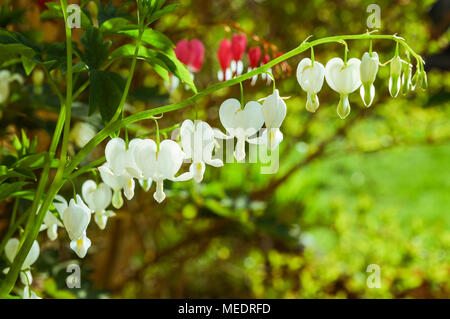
[
  {"xmin": 247, "ymin": 47, "xmax": 262, "ymax": 86},
  {"xmin": 325, "ymin": 57, "xmax": 362, "ymax": 119},
  {"xmin": 261, "ymin": 90, "xmax": 287, "ymax": 150},
  {"xmin": 62, "ymin": 195, "xmax": 92, "ymax": 258},
  {"xmin": 231, "ymin": 34, "xmax": 247, "ymax": 76},
  {"xmin": 260, "ymin": 53, "xmax": 273, "ymax": 85},
  {"xmin": 4, "ymin": 238, "xmax": 40, "ymax": 285},
  {"xmin": 217, "ymin": 39, "xmax": 233, "ymax": 81},
  {"xmin": 69, "ymin": 122, "xmax": 97, "ymax": 148},
  {"xmin": 359, "ymin": 52, "xmax": 379, "ymax": 107},
  {"xmin": 175, "ymin": 39, "xmax": 205, "ymax": 73},
  {"xmin": 296, "ymin": 58, "xmax": 325, "ymax": 112},
  {"xmin": 39, "ymin": 207, "xmax": 63, "ymax": 241},
  {"xmin": 127, "ymin": 139, "xmax": 192, "ymax": 203},
  {"xmin": 217, "ymin": 98, "xmax": 264, "ymax": 161},
  {"xmin": 180, "ymin": 120, "xmax": 223, "ymax": 183},
  {"xmin": 98, "ymin": 138, "xmax": 137, "ymax": 208},
  {"xmin": 389, "ymin": 56, "xmax": 402, "ymax": 98},
  {"xmin": 0, "ymin": 70, "xmax": 24, "ymax": 104},
  {"xmin": 82, "ymin": 180, "xmax": 115, "ymax": 230}
]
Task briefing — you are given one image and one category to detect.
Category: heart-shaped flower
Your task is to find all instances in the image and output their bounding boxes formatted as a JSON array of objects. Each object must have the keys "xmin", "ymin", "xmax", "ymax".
[
  {"xmin": 218, "ymin": 98, "xmax": 264, "ymax": 161},
  {"xmin": 325, "ymin": 57, "xmax": 362, "ymax": 119},
  {"xmin": 82, "ymin": 180, "xmax": 115, "ymax": 230},
  {"xmin": 4, "ymin": 238, "xmax": 40, "ymax": 285},
  {"xmin": 131, "ymin": 139, "xmax": 192, "ymax": 203},
  {"xmin": 297, "ymin": 58, "xmax": 325, "ymax": 112},
  {"xmin": 180, "ymin": 120, "xmax": 223, "ymax": 183}
]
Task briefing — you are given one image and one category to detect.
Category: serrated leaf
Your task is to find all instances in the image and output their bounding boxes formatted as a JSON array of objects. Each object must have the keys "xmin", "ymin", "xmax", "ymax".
[{"xmin": 89, "ymin": 70, "xmax": 126, "ymax": 122}]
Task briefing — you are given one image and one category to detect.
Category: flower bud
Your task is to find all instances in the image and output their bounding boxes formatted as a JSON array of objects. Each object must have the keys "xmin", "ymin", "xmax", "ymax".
[
  {"xmin": 401, "ymin": 63, "xmax": 412, "ymax": 95},
  {"xmin": 359, "ymin": 52, "xmax": 379, "ymax": 107},
  {"xmin": 389, "ymin": 56, "xmax": 402, "ymax": 98},
  {"xmin": 337, "ymin": 95, "xmax": 351, "ymax": 119}
]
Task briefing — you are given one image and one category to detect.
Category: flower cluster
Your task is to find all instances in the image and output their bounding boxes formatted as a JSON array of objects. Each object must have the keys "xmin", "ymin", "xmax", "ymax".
[{"xmin": 296, "ymin": 49, "xmax": 426, "ymax": 119}]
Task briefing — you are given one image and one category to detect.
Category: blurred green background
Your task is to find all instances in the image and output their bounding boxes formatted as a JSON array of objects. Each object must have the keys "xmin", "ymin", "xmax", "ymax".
[{"xmin": 0, "ymin": 0, "xmax": 449, "ymax": 298}]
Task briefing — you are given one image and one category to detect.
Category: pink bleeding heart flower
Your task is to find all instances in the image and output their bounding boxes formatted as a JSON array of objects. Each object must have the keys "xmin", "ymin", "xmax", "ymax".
[
  {"xmin": 175, "ymin": 39, "xmax": 205, "ymax": 73},
  {"xmin": 217, "ymin": 39, "xmax": 233, "ymax": 81},
  {"xmin": 247, "ymin": 47, "xmax": 262, "ymax": 86},
  {"xmin": 231, "ymin": 34, "xmax": 247, "ymax": 76},
  {"xmin": 248, "ymin": 47, "xmax": 261, "ymax": 69},
  {"xmin": 189, "ymin": 39, "xmax": 205, "ymax": 72}
]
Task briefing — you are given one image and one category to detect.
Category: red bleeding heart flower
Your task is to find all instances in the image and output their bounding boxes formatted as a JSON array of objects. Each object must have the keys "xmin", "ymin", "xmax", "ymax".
[
  {"xmin": 175, "ymin": 39, "xmax": 205, "ymax": 73},
  {"xmin": 248, "ymin": 47, "xmax": 262, "ymax": 69},
  {"xmin": 217, "ymin": 39, "xmax": 233, "ymax": 81},
  {"xmin": 231, "ymin": 34, "xmax": 247, "ymax": 62}
]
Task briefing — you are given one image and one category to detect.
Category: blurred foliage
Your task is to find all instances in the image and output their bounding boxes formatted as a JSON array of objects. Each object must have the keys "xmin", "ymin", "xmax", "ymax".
[{"xmin": 0, "ymin": 0, "xmax": 449, "ymax": 298}]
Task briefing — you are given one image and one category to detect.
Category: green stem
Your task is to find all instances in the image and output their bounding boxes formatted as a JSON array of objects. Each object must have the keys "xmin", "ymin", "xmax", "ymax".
[
  {"xmin": 0, "ymin": 0, "xmax": 74, "ymax": 297},
  {"xmin": 110, "ymin": 27, "xmax": 145, "ymax": 123}
]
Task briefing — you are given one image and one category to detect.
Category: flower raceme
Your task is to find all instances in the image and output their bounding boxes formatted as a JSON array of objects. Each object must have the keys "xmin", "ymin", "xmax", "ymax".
[
  {"xmin": 325, "ymin": 57, "xmax": 362, "ymax": 119},
  {"xmin": 82, "ymin": 180, "xmax": 115, "ymax": 230},
  {"xmin": 180, "ymin": 120, "xmax": 224, "ymax": 183},
  {"xmin": 296, "ymin": 58, "xmax": 325, "ymax": 112}
]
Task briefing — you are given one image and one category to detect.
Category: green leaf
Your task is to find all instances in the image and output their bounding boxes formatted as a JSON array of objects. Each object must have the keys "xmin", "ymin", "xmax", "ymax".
[
  {"xmin": 119, "ymin": 28, "xmax": 174, "ymax": 52},
  {"xmin": 0, "ymin": 43, "xmax": 35, "ymax": 66},
  {"xmin": 89, "ymin": 70, "xmax": 126, "ymax": 122},
  {"xmin": 0, "ymin": 181, "xmax": 29, "ymax": 201},
  {"xmin": 21, "ymin": 55, "xmax": 36, "ymax": 75},
  {"xmin": 110, "ymin": 44, "xmax": 196, "ymax": 92},
  {"xmin": 98, "ymin": 1, "xmax": 133, "ymax": 26},
  {"xmin": 147, "ymin": 3, "xmax": 178, "ymax": 24},
  {"xmin": 99, "ymin": 17, "xmax": 139, "ymax": 35},
  {"xmin": 81, "ymin": 26, "xmax": 111, "ymax": 70}
]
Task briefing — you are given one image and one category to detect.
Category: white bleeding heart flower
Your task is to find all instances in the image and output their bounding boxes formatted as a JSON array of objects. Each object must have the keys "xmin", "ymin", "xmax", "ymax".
[
  {"xmin": 180, "ymin": 120, "xmax": 224, "ymax": 183},
  {"xmin": 99, "ymin": 138, "xmax": 140, "ymax": 208},
  {"xmin": 69, "ymin": 122, "xmax": 97, "ymax": 148},
  {"xmin": 296, "ymin": 58, "xmax": 325, "ymax": 112},
  {"xmin": 82, "ymin": 180, "xmax": 115, "ymax": 230},
  {"xmin": 39, "ymin": 208, "xmax": 63, "ymax": 241},
  {"xmin": 218, "ymin": 98, "xmax": 264, "ymax": 161},
  {"xmin": 62, "ymin": 195, "xmax": 92, "ymax": 258},
  {"xmin": 389, "ymin": 56, "xmax": 402, "ymax": 98},
  {"xmin": 359, "ymin": 52, "xmax": 379, "ymax": 107},
  {"xmin": 23, "ymin": 285, "xmax": 41, "ymax": 299},
  {"xmin": 4, "ymin": 238, "xmax": 40, "ymax": 285},
  {"xmin": 131, "ymin": 139, "xmax": 192, "ymax": 203},
  {"xmin": 0, "ymin": 70, "xmax": 24, "ymax": 104},
  {"xmin": 325, "ymin": 57, "xmax": 362, "ymax": 119},
  {"xmin": 261, "ymin": 90, "xmax": 286, "ymax": 150}
]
